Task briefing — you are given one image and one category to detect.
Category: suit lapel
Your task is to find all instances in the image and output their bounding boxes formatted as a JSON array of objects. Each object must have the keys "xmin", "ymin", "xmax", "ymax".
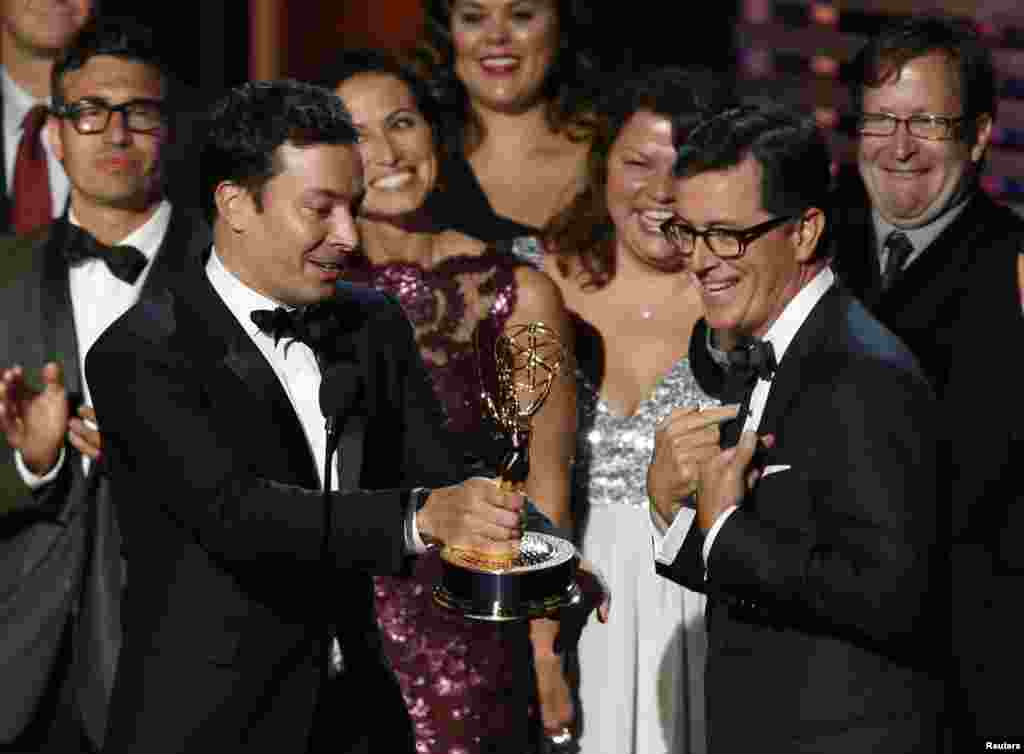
[
  {"xmin": 0, "ymin": 90, "xmax": 8, "ymax": 232},
  {"xmin": 39, "ymin": 218, "xmax": 84, "ymax": 403},
  {"xmin": 322, "ymin": 283, "xmax": 372, "ymax": 491},
  {"xmin": 830, "ymin": 200, "xmax": 880, "ymax": 306},
  {"xmin": 178, "ymin": 259, "xmax": 320, "ymax": 490},
  {"xmin": 141, "ymin": 206, "xmax": 210, "ymax": 297},
  {"xmin": 877, "ymin": 194, "xmax": 985, "ymax": 326},
  {"xmin": 757, "ymin": 285, "xmax": 843, "ymax": 436}
]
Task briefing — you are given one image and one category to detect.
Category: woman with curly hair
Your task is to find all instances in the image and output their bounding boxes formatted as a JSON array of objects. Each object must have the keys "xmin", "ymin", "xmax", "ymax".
[{"xmin": 533, "ymin": 67, "xmax": 730, "ymax": 754}]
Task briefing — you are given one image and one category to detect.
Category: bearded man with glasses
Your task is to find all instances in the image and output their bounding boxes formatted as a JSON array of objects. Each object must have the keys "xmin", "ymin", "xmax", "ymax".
[
  {"xmin": 647, "ymin": 104, "xmax": 943, "ymax": 753},
  {"xmin": 0, "ymin": 18, "xmax": 208, "ymax": 753},
  {"xmin": 829, "ymin": 16, "xmax": 1024, "ymax": 749}
]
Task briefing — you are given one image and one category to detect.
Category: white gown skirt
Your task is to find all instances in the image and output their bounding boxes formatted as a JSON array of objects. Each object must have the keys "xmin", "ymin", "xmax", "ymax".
[{"xmin": 576, "ymin": 503, "xmax": 706, "ymax": 754}]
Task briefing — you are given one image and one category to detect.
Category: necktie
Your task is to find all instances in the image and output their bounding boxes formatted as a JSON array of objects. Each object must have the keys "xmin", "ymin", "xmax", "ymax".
[
  {"xmin": 881, "ymin": 231, "xmax": 913, "ymax": 292},
  {"xmin": 250, "ymin": 302, "xmax": 342, "ymax": 364},
  {"xmin": 11, "ymin": 105, "xmax": 53, "ymax": 235},
  {"xmin": 718, "ymin": 337, "xmax": 776, "ymax": 449},
  {"xmin": 64, "ymin": 225, "xmax": 148, "ymax": 284}
]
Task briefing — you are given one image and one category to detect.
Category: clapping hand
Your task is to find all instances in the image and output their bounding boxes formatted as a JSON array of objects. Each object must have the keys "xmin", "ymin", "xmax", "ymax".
[
  {"xmin": 68, "ymin": 405, "xmax": 102, "ymax": 462},
  {"xmin": 0, "ymin": 363, "xmax": 70, "ymax": 474}
]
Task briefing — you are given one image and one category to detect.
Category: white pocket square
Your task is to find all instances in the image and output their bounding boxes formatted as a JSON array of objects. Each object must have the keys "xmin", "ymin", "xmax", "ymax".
[{"xmin": 762, "ymin": 465, "xmax": 792, "ymax": 477}]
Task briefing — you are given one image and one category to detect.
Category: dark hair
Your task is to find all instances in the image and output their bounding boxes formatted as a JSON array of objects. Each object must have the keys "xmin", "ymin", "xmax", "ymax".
[
  {"xmin": 417, "ymin": 0, "xmax": 599, "ymax": 155},
  {"xmin": 199, "ymin": 79, "xmax": 359, "ymax": 223},
  {"xmin": 319, "ymin": 48, "xmax": 446, "ymax": 158},
  {"xmin": 674, "ymin": 104, "xmax": 831, "ymax": 253},
  {"xmin": 849, "ymin": 16, "xmax": 996, "ymax": 144},
  {"xmin": 51, "ymin": 17, "xmax": 168, "ymax": 111},
  {"xmin": 544, "ymin": 66, "xmax": 731, "ymax": 288}
]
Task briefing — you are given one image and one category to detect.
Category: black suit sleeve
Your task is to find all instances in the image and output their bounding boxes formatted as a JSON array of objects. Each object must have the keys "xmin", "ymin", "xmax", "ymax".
[
  {"xmin": 694, "ymin": 363, "xmax": 936, "ymax": 647},
  {"xmin": 86, "ymin": 303, "xmax": 457, "ymax": 585}
]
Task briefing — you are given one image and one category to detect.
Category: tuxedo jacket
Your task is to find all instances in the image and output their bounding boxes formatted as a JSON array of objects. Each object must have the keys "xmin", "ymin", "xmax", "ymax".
[
  {"xmin": 660, "ymin": 286, "xmax": 943, "ymax": 753},
  {"xmin": 0, "ymin": 209, "xmax": 208, "ymax": 748},
  {"xmin": 829, "ymin": 187, "xmax": 1024, "ymax": 399},
  {"xmin": 85, "ymin": 251, "xmax": 462, "ymax": 753},
  {"xmin": 831, "ymin": 185, "xmax": 1024, "ymax": 738}
]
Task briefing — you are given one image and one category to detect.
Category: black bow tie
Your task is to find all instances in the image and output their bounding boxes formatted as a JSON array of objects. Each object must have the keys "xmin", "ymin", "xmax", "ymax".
[
  {"xmin": 64, "ymin": 225, "xmax": 147, "ymax": 284},
  {"xmin": 726, "ymin": 337, "xmax": 777, "ymax": 384},
  {"xmin": 250, "ymin": 302, "xmax": 343, "ymax": 360}
]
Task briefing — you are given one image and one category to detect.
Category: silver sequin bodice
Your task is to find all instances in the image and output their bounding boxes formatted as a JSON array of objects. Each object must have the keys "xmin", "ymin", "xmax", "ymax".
[{"xmin": 575, "ymin": 358, "xmax": 713, "ymax": 509}]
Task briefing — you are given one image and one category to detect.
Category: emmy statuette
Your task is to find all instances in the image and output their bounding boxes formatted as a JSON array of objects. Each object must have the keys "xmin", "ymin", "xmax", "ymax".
[{"xmin": 433, "ymin": 322, "xmax": 581, "ymax": 621}]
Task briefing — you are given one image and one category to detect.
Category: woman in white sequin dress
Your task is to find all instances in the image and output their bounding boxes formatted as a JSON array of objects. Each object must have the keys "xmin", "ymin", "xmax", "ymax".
[{"xmin": 524, "ymin": 68, "xmax": 729, "ymax": 754}]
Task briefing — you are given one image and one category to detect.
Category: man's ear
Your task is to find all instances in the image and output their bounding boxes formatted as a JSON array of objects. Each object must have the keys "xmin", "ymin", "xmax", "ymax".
[
  {"xmin": 793, "ymin": 207, "xmax": 825, "ymax": 263},
  {"xmin": 970, "ymin": 113, "xmax": 993, "ymax": 164},
  {"xmin": 45, "ymin": 115, "xmax": 64, "ymax": 163},
  {"xmin": 214, "ymin": 182, "xmax": 251, "ymax": 233}
]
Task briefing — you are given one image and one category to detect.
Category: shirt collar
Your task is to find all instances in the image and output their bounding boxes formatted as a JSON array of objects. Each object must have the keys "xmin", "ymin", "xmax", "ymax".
[
  {"xmin": 68, "ymin": 199, "xmax": 172, "ymax": 265},
  {"xmin": 760, "ymin": 265, "xmax": 835, "ymax": 367},
  {"xmin": 872, "ymin": 191, "xmax": 972, "ymax": 258},
  {"xmin": 206, "ymin": 246, "xmax": 290, "ymax": 341},
  {"xmin": 705, "ymin": 266, "xmax": 835, "ymax": 369},
  {"xmin": 2, "ymin": 65, "xmax": 48, "ymax": 141}
]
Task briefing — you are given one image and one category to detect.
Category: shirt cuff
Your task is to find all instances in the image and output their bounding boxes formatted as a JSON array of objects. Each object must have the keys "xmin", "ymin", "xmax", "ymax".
[
  {"xmin": 701, "ymin": 505, "xmax": 739, "ymax": 567},
  {"xmin": 405, "ymin": 488, "xmax": 435, "ymax": 555},
  {"xmin": 14, "ymin": 446, "xmax": 65, "ymax": 490},
  {"xmin": 653, "ymin": 503, "xmax": 697, "ymax": 567}
]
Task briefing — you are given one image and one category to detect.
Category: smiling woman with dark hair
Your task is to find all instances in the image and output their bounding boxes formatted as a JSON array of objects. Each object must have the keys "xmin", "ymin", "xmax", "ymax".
[
  {"xmin": 524, "ymin": 65, "xmax": 730, "ymax": 754},
  {"xmin": 327, "ymin": 50, "xmax": 579, "ymax": 754},
  {"xmin": 414, "ymin": 0, "xmax": 598, "ymax": 242}
]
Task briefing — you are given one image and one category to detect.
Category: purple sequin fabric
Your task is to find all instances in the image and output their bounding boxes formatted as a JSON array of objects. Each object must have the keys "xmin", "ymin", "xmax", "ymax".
[{"xmin": 345, "ymin": 248, "xmax": 534, "ymax": 754}]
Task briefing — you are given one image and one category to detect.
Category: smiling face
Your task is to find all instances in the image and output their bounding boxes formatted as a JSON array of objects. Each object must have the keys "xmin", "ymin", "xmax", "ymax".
[
  {"xmin": 217, "ymin": 142, "xmax": 364, "ymax": 307},
  {"xmin": 48, "ymin": 54, "xmax": 166, "ymax": 213},
  {"xmin": 675, "ymin": 155, "xmax": 819, "ymax": 338},
  {"xmin": 1, "ymin": 0, "xmax": 92, "ymax": 56},
  {"xmin": 858, "ymin": 51, "xmax": 991, "ymax": 228},
  {"xmin": 336, "ymin": 72, "xmax": 438, "ymax": 220},
  {"xmin": 451, "ymin": 0, "xmax": 560, "ymax": 114},
  {"xmin": 605, "ymin": 110, "xmax": 681, "ymax": 272}
]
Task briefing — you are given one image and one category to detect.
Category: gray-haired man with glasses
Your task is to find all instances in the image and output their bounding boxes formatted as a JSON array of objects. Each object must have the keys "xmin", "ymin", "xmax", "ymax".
[
  {"xmin": 829, "ymin": 16, "xmax": 1024, "ymax": 750},
  {"xmin": 0, "ymin": 17, "xmax": 207, "ymax": 753}
]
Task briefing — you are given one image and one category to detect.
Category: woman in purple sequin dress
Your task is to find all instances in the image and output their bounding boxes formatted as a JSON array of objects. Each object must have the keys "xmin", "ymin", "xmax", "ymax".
[{"xmin": 328, "ymin": 51, "xmax": 576, "ymax": 754}]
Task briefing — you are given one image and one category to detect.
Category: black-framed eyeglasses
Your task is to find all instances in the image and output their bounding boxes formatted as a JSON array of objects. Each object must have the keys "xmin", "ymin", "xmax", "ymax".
[
  {"xmin": 660, "ymin": 215, "xmax": 798, "ymax": 260},
  {"xmin": 856, "ymin": 112, "xmax": 965, "ymax": 141},
  {"xmin": 55, "ymin": 98, "xmax": 166, "ymax": 135}
]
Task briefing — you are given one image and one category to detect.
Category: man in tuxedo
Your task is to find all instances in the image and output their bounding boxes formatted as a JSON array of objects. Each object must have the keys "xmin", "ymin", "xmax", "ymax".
[
  {"xmin": 83, "ymin": 79, "xmax": 533, "ymax": 753},
  {"xmin": 646, "ymin": 105, "xmax": 943, "ymax": 752},
  {"xmin": 0, "ymin": 18, "xmax": 208, "ymax": 752},
  {"xmin": 831, "ymin": 17, "xmax": 1024, "ymax": 745},
  {"xmin": 0, "ymin": 0, "xmax": 94, "ymax": 234}
]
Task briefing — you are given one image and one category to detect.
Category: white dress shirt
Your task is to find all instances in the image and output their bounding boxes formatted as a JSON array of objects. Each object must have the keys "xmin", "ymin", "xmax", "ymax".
[
  {"xmin": 205, "ymin": 248, "xmax": 335, "ymax": 491},
  {"xmin": 206, "ymin": 250, "xmax": 428, "ymax": 556},
  {"xmin": 16, "ymin": 200, "xmax": 173, "ymax": 485},
  {"xmin": 2, "ymin": 66, "xmax": 70, "ymax": 217},
  {"xmin": 654, "ymin": 266, "xmax": 836, "ymax": 570},
  {"xmin": 872, "ymin": 195, "xmax": 969, "ymax": 274}
]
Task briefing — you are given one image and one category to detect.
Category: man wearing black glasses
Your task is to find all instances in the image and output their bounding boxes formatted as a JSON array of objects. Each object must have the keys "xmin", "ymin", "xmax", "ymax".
[
  {"xmin": 647, "ymin": 104, "xmax": 943, "ymax": 753},
  {"xmin": 831, "ymin": 17, "xmax": 1024, "ymax": 749},
  {"xmin": 0, "ymin": 18, "xmax": 207, "ymax": 753}
]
